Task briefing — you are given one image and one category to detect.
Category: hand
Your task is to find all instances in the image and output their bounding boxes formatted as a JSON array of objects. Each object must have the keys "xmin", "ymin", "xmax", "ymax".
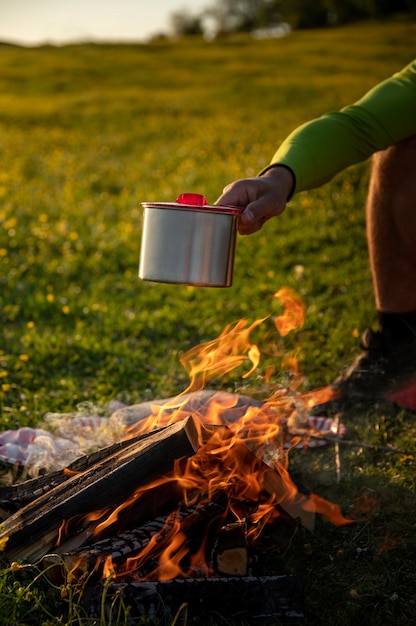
[{"xmin": 216, "ymin": 166, "xmax": 294, "ymax": 235}]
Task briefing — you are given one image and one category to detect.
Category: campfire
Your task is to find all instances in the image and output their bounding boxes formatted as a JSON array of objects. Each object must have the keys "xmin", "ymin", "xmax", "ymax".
[{"xmin": 0, "ymin": 288, "xmax": 352, "ymax": 621}]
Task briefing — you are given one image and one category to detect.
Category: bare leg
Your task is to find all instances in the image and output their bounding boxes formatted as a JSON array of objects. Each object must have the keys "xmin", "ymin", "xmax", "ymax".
[
  {"xmin": 314, "ymin": 136, "xmax": 416, "ymax": 412},
  {"xmin": 366, "ymin": 135, "xmax": 416, "ymax": 313}
]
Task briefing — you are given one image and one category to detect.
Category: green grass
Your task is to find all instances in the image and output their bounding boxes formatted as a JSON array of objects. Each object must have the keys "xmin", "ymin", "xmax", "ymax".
[{"xmin": 0, "ymin": 17, "xmax": 416, "ymax": 625}]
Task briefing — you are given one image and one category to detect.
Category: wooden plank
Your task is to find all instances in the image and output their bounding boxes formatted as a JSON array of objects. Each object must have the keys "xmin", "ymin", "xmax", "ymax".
[
  {"xmin": 1, "ymin": 417, "xmax": 199, "ymax": 563},
  {"xmin": 263, "ymin": 468, "xmax": 315, "ymax": 532},
  {"xmin": 0, "ymin": 429, "xmax": 161, "ymax": 515}
]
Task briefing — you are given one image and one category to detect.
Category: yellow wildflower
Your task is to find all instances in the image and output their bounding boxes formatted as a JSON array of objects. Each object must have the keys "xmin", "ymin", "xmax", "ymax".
[{"xmin": 5, "ymin": 217, "xmax": 17, "ymax": 229}]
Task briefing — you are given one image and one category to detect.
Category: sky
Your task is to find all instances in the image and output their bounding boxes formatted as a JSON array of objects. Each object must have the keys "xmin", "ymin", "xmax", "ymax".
[{"xmin": 0, "ymin": 0, "xmax": 210, "ymax": 46}]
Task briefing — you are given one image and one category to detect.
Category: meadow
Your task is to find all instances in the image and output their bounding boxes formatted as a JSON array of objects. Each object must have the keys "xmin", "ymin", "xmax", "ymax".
[{"xmin": 0, "ymin": 17, "xmax": 416, "ymax": 625}]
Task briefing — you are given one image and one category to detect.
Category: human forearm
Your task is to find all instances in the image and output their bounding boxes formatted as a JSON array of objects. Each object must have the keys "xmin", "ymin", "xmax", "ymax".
[{"xmin": 266, "ymin": 60, "xmax": 416, "ymax": 193}]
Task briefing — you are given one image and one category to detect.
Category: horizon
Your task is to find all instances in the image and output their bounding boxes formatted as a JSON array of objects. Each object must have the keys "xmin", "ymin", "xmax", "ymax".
[{"xmin": 0, "ymin": 0, "xmax": 209, "ymax": 47}]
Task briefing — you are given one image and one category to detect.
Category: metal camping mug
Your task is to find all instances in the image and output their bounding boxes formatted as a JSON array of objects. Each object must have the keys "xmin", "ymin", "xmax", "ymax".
[{"xmin": 139, "ymin": 194, "xmax": 243, "ymax": 287}]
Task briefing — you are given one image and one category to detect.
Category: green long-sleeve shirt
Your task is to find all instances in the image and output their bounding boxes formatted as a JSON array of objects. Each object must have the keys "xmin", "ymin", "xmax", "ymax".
[{"xmin": 266, "ymin": 59, "xmax": 416, "ymax": 194}]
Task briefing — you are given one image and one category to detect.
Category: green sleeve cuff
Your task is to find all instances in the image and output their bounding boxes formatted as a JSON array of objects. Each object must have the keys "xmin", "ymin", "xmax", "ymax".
[{"xmin": 258, "ymin": 163, "xmax": 297, "ymax": 201}]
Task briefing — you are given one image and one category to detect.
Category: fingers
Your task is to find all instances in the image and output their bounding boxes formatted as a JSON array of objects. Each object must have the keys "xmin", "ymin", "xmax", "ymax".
[
  {"xmin": 239, "ymin": 197, "xmax": 274, "ymax": 234},
  {"xmin": 238, "ymin": 213, "xmax": 266, "ymax": 235},
  {"xmin": 216, "ymin": 180, "xmax": 266, "ymax": 234},
  {"xmin": 216, "ymin": 170, "xmax": 292, "ymax": 235},
  {"xmin": 215, "ymin": 178, "xmax": 259, "ymax": 208}
]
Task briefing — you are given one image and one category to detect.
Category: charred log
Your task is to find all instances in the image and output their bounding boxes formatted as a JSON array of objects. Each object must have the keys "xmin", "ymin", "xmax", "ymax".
[
  {"xmin": 1, "ymin": 417, "xmax": 199, "ymax": 563},
  {"xmin": 212, "ymin": 520, "xmax": 248, "ymax": 577},
  {"xmin": 0, "ymin": 429, "xmax": 162, "ymax": 516},
  {"xmin": 57, "ymin": 499, "xmax": 227, "ymax": 581}
]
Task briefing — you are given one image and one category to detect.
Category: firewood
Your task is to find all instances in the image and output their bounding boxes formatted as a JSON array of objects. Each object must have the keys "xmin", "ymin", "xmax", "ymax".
[
  {"xmin": 0, "ymin": 429, "xmax": 160, "ymax": 516},
  {"xmin": 213, "ymin": 520, "xmax": 248, "ymax": 576},
  {"xmin": 263, "ymin": 468, "xmax": 315, "ymax": 532},
  {"xmin": 82, "ymin": 574, "xmax": 304, "ymax": 621},
  {"xmin": 51, "ymin": 479, "xmax": 186, "ymax": 557},
  {"xmin": 0, "ymin": 417, "xmax": 199, "ymax": 564},
  {"xmin": 55, "ymin": 499, "xmax": 227, "ymax": 580},
  {"xmin": 200, "ymin": 431, "xmax": 315, "ymax": 532}
]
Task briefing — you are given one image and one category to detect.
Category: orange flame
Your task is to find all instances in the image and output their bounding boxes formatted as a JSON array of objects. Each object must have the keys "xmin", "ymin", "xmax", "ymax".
[
  {"xmin": 60, "ymin": 287, "xmax": 353, "ymax": 582},
  {"xmin": 180, "ymin": 317, "xmax": 266, "ymax": 393},
  {"xmin": 273, "ymin": 287, "xmax": 305, "ymax": 336},
  {"xmin": 308, "ymin": 494, "xmax": 355, "ymax": 526},
  {"xmin": 103, "ymin": 555, "xmax": 115, "ymax": 579}
]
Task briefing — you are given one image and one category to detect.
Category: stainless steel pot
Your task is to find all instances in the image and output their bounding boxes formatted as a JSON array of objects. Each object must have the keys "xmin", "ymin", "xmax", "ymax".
[{"xmin": 139, "ymin": 194, "xmax": 242, "ymax": 287}]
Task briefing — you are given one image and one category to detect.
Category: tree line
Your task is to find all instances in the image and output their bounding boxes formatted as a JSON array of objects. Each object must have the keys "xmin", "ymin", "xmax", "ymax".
[{"xmin": 169, "ymin": 0, "xmax": 415, "ymax": 37}]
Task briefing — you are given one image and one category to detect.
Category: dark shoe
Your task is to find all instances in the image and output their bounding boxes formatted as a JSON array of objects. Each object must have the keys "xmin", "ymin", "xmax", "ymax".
[{"xmin": 311, "ymin": 328, "xmax": 416, "ymax": 414}]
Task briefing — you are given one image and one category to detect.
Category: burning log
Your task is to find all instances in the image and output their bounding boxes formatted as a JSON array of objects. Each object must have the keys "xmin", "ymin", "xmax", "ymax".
[
  {"xmin": 82, "ymin": 574, "xmax": 304, "ymax": 621},
  {"xmin": 0, "ymin": 417, "xmax": 199, "ymax": 563},
  {"xmin": 0, "ymin": 429, "xmax": 162, "ymax": 517},
  {"xmin": 263, "ymin": 468, "xmax": 315, "ymax": 532},
  {"xmin": 55, "ymin": 499, "xmax": 227, "ymax": 581},
  {"xmin": 212, "ymin": 520, "xmax": 248, "ymax": 577},
  {"xmin": 206, "ymin": 431, "xmax": 316, "ymax": 532},
  {"xmin": 52, "ymin": 433, "xmax": 314, "ymax": 584},
  {"xmin": 0, "ymin": 398, "xmax": 328, "ymax": 621}
]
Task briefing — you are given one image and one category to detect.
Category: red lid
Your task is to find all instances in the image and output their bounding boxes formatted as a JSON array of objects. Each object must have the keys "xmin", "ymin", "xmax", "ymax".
[
  {"xmin": 141, "ymin": 193, "xmax": 243, "ymax": 216},
  {"xmin": 176, "ymin": 193, "xmax": 208, "ymax": 206}
]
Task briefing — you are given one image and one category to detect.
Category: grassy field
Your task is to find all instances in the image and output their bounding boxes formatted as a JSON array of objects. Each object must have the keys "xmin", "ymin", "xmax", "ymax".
[{"xmin": 0, "ymin": 17, "xmax": 416, "ymax": 625}]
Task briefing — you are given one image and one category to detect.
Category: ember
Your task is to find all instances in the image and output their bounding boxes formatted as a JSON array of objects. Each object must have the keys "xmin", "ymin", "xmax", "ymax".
[{"xmin": 0, "ymin": 288, "xmax": 353, "ymax": 621}]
